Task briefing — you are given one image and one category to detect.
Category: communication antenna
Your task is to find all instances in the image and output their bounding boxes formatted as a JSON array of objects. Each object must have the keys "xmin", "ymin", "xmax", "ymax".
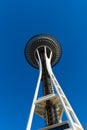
[{"xmin": 24, "ymin": 34, "xmax": 84, "ymax": 130}]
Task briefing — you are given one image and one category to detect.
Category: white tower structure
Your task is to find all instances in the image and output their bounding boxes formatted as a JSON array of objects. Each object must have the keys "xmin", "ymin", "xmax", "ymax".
[{"xmin": 24, "ymin": 34, "xmax": 84, "ymax": 130}]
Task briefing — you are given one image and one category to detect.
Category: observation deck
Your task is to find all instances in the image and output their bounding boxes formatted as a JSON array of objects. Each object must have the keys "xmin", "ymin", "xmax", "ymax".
[{"xmin": 24, "ymin": 34, "xmax": 62, "ymax": 68}]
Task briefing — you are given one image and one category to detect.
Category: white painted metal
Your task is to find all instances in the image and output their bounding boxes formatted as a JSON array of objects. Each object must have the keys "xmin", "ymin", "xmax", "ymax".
[
  {"xmin": 26, "ymin": 46, "xmax": 83, "ymax": 130},
  {"xmin": 34, "ymin": 94, "xmax": 58, "ymax": 120},
  {"xmin": 41, "ymin": 121, "xmax": 71, "ymax": 130},
  {"xmin": 44, "ymin": 46, "xmax": 84, "ymax": 130},
  {"xmin": 34, "ymin": 93, "xmax": 63, "ymax": 122},
  {"xmin": 26, "ymin": 50, "xmax": 42, "ymax": 130},
  {"xmin": 35, "ymin": 94, "xmax": 56, "ymax": 104}
]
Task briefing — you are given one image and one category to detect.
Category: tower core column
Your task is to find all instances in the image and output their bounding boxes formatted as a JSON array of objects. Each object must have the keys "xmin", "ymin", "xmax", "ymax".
[{"xmin": 39, "ymin": 48, "xmax": 59, "ymax": 126}]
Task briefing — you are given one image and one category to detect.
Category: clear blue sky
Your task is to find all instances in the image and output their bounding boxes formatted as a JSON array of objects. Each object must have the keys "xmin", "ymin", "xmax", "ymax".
[{"xmin": 0, "ymin": 0, "xmax": 87, "ymax": 130}]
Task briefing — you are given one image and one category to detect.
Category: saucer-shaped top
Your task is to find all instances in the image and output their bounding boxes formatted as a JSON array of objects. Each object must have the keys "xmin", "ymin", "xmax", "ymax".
[{"xmin": 24, "ymin": 34, "xmax": 62, "ymax": 69}]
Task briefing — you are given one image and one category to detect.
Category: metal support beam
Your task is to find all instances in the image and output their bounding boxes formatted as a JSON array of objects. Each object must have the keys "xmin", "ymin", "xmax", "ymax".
[
  {"xmin": 44, "ymin": 46, "xmax": 83, "ymax": 130},
  {"xmin": 26, "ymin": 50, "xmax": 42, "ymax": 130}
]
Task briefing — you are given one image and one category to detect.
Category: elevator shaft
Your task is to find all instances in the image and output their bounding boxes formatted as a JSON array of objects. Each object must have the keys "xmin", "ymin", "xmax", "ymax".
[{"xmin": 39, "ymin": 48, "xmax": 59, "ymax": 126}]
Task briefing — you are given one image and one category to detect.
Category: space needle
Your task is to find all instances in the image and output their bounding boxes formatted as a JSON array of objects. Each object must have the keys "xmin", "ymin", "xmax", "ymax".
[{"xmin": 24, "ymin": 34, "xmax": 83, "ymax": 130}]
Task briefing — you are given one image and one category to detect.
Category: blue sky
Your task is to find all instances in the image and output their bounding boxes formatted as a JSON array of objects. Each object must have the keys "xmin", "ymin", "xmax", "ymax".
[{"xmin": 0, "ymin": 0, "xmax": 87, "ymax": 130}]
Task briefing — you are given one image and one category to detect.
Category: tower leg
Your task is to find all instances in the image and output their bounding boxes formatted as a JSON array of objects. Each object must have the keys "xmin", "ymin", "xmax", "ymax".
[
  {"xmin": 26, "ymin": 50, "xmax": 42, "ymax": 130},
  {"xmin": 44, "ymin": 46, "xmax": 83, "ymax": 130}
]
